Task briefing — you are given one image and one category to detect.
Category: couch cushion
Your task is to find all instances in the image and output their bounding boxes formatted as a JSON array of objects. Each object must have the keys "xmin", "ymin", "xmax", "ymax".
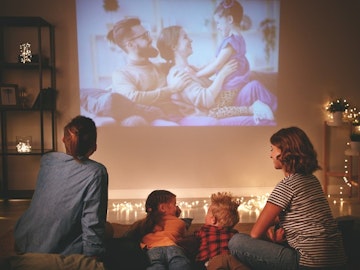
[{"xmin": 9, "ymin": 253, "xmax": 105, "ymax": 270}]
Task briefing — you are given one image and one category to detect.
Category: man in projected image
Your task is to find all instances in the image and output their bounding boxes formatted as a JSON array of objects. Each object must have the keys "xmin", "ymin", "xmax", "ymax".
[{"xmin": 107, "ymin": 17, "xmax": 192, "ymax": 126}]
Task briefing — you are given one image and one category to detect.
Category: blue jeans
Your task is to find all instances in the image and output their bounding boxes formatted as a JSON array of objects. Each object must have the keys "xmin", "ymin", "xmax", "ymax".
[
  {"xmin": 228, "ymin": 233, "xmax": 299, "ymax": 270},
  {"xmin": 146, "ymin": 245, "xmax": 191, "ymax": 270}
]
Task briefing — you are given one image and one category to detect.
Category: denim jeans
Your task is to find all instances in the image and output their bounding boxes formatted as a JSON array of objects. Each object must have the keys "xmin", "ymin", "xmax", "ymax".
[
  {"xmin": 229, "ymin": 233, "xmax": 299, "ymax": 270},
  {"xmin": 146, "ymin": 245, "xmax": 191, "ymax": 270}
]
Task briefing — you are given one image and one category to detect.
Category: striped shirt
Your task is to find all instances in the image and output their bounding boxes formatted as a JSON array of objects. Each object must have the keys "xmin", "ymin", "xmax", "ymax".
[{"xmin": 268, "ymin": 173, "xmax": 347, "ymax": 267}]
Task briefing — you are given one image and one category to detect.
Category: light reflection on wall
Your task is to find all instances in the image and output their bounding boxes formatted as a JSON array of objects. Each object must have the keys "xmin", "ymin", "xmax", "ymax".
[{"xmin": 108, "ymin": 194, "xmax": 269, "ymax": 224}]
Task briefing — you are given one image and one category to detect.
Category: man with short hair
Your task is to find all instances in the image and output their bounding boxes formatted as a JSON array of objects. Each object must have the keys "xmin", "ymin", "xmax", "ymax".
[{"xmin": 106, "ymin": 17, "xmax": 191, "ymax": 125}]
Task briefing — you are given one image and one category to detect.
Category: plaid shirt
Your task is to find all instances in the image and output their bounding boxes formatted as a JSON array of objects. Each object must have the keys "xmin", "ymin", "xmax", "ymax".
[{"xmin": 195, "ymin": 224, "xmax": 238, "ymax": 263}]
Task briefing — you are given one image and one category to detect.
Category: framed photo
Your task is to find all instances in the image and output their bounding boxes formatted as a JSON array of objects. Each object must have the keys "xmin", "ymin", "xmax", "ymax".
[{"xmin": 0, "ymin": 84, "xmax": 19, "ymax": 107}]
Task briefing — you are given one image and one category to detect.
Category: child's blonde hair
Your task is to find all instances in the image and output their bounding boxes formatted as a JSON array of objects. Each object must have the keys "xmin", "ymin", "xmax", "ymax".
[{"xmin": 210, "ymin": 192, "xmax": 240, "ymax": 228}]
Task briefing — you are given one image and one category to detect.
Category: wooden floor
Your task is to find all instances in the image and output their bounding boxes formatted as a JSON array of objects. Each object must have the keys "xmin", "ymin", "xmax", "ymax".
[{"xmin": 0, "ymin": 199, "xmax": 31, "ymax": 236}]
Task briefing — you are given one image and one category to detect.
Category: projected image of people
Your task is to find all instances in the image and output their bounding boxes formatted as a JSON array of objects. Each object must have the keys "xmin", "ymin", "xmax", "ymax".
[{"xmin": 78, "ymin": 0, "xmax": 280, "ymax": 127}]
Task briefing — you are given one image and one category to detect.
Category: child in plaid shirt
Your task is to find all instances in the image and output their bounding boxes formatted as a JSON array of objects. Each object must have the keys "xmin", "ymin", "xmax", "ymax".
[{"xmin": 194, "ymin": 192, "xmax": 250, "ymax": 270}]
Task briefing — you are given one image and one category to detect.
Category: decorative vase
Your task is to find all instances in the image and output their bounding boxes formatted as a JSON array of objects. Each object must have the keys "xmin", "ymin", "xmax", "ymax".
[
  {"xmin": 332, "ymin": 111, "xmax": 343, "ymax": 126},
  {"xmin": 16, "ymin": 136, "xmax": 32, "ymax": 153}
]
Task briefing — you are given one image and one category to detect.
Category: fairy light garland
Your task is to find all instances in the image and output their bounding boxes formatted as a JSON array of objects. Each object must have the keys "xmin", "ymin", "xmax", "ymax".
[
  {"xmin": 110, "ymin": 101, "xmax": 359, "ymax": 221},
  {"xmin": 109, "ymin": 195, "xmax": 270, "ymax": 224},
  {"xmin": 342, "ymin": 157, "xmax": 352, "ymax": 188},
  {"xmin": 325, "ymin": 98, "xmax": 350, "ymax": 119},
  {"xmin": 343, "ymin": 107, "xmax": 360, "ymax": 190},
  {"xmin": 324, "ymin": 99, "xmax": 358, "ymax": 192}
]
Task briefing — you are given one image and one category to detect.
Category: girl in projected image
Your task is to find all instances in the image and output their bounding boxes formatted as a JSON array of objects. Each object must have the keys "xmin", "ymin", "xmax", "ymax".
[
  {"xmin": 126, "ymin": 190, "xmax": 191, "ymax": 270},
  {"xmin": 196, "ymin": 0, "xmax": 277, "ymax": 121},
  {"xmin": 229, "ymin": 127, "xmax": 348, "ymax": 269},
  {"xmin": 157, "ymin": 24, "xmax": 276, "ymax": 125}
]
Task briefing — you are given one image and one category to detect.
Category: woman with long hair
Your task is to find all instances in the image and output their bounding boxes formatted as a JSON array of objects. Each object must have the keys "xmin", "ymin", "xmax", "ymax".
[
  {"xmin": 14, "ymin": 115, "xmax": 108, "ymax": 259},
  {"xmin": 229, "ymin": 127, "xmax": 347, "ymax": 269}
]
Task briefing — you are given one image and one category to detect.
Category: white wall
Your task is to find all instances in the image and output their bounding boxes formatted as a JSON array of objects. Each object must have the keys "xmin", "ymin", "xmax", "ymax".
[{"xmin": 1, "ymin": 0, "xmax": 360, "ymax": 199}]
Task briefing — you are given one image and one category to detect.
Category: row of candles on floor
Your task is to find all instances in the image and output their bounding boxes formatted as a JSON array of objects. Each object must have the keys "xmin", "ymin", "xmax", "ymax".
[
  {"xmin": 109, "ymin": 193, "xmax": 354, "ymax": 224},
  {"xmin": 109, "ymin": 194, "xmax": 269, "ymax": 224}
]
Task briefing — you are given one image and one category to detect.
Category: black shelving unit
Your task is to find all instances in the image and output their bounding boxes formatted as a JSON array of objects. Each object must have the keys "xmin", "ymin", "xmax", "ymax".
[{"xmin": 0, "ymin": 17, "xmax": 56, "ymax": 200}]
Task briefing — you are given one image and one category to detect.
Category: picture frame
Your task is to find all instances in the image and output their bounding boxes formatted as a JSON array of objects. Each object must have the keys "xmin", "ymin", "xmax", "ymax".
[{"xmin": 0, "ymin": 84, "xmax": 19, "ymax": 107}]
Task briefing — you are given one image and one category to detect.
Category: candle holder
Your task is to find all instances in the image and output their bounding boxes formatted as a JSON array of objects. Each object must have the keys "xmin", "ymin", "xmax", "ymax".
[{"xmin": 16, "ymin": 136, "xmax": 32, "ymax": 153}]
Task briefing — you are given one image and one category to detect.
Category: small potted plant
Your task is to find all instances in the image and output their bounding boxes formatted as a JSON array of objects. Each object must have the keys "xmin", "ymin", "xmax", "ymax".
[
  {"xmin": 325, "ymin": 98, "xmax": 350, "ymax": 125},
  {"xmin": 350, "ymin": 133, "xmax": 360, "ymax": 141},
  {"xmin": 259, "ymin": 18, "xmax": 276, "ymax": 64}
]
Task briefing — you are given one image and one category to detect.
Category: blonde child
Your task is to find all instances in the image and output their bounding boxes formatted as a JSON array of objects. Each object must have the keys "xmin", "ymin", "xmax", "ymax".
[{"xmin": 195, "ymin": 192, "xmax": 250, "ymax": 270}]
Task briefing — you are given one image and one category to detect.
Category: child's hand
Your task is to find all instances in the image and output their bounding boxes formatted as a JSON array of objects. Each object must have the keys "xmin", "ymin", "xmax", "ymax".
[
  {"xmin": 266, "ymin": 224, "xmax": 286, "ymax": 243},
  {"xmin": 175, "ymin": 205, "xmax": 182, "ymax": 217},
  {"xmin": 167, "ymin": 70, "xmax": 191, "ymax": 93}
]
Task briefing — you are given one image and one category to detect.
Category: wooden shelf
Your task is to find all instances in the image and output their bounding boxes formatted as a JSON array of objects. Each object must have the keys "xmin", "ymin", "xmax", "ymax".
[
  {"xmin": 323, "ymin": 121, "xmax": 360, "ymax": 200},
  {"xmin": 0, "ymin": 16, "xmax": 56, "ymax": 200},
  {"xmin": 0, "ymin": 149, "xmax": 54, "ymax": 155}
]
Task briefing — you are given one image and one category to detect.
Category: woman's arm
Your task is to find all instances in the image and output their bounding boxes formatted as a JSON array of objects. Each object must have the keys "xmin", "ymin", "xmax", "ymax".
[
  {"xmin": 250, "ymin": 202, "xmax": 282, "ymax": 239},
  {"xmin": 196, "ymin": 45, "xmax": 233, "ymax": 78},
  {"xmin": 177, "ymin": 60, "xmax": 237, "ymax": 108},
  {"xmin": 204, "ymin": 59, "xmax": 237, "ymax": 95}
]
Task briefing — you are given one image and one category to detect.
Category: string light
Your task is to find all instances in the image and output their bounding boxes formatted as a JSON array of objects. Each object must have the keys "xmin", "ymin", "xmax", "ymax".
[
  {"xmin": 325, "ymin": 100, "xmax": 359, "ymax": 192},
  {"xmin": 325, "ymin": 98, "xmax": 349, "ymax": 113},
  {"xmin": 343, "ymin": 150, "xmax": 352, "ymax": 188},
  {"xmin": 109, "ymin": 195, "xmax": 270, "ymax": 224},
  {"xmin": 343, "ymin": 106, "xmax": 360, "ymax": 190}
]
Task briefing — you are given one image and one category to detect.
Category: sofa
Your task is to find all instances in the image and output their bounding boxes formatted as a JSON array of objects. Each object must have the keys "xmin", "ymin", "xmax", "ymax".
[
  {"xmin": 80, "ymin": 71, "xmax": 278, "ymax": 127},
  {"xmin": 0, "ymin": 221, "xmax": 252, "ymax": 270},
  {"xmin": 1, "ymin": 217, "xmax": 360, "ymax": 270}
]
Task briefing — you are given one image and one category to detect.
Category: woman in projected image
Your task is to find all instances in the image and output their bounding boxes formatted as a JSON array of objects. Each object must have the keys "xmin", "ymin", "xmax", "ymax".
[
  {"xmin": 198, "ymin": 0, "xmax": 277, "ymax": 121},
  {"xmin": 229, "ymin": 127, "xmax": 348, "ymax": 269},
  {"xmin": 157, "ymin": 24, "xmax": 276, "ymax": 126}
]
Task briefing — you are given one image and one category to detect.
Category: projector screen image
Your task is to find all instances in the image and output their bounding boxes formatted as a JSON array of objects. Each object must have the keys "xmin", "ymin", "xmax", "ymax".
[{"xmin": 77, "ymin": 0, "xmax": 280, "ymax": 127}]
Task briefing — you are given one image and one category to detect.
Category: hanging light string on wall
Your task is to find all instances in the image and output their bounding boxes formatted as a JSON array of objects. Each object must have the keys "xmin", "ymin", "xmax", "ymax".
[
  {"xmin": 324, "ymin": 98, "xmax": 359, "ymax": 196},
  {"xmin": 346, "ymin": 107, "xmax": 359, "ymax": 122},
  {"xmin": 341, "ymin": 106, "xmax": 359, "ymax": 191},
  {"xmin": 342, "ymin": 157, "xmax": 352, "ymax": 188}
]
